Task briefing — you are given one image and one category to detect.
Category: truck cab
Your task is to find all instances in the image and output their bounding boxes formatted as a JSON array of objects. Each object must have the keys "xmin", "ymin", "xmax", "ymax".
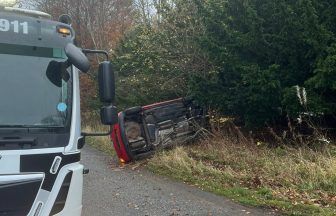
[{"xmin": 0, "ymin": 5, "xmax": 116, "ymax": 216}]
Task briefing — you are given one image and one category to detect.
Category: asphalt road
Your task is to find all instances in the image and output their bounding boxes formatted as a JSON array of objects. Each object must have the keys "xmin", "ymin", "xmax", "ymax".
[{"xmin": 82, "ymin": 145, "xmax": 276, "ymax": 216}]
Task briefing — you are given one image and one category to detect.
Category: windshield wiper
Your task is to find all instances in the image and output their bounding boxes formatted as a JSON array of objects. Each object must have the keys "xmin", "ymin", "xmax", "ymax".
[
  {"xmin": 30, "ymin": 125, "xmax": 64, "ymax": 128},
  {"xmin": 0, "ymin": 125, "xmax": 64, "ymax": 129},
  {"xmin": 0, "ymin": 125, "xmax": 27, "ymax": 128}
]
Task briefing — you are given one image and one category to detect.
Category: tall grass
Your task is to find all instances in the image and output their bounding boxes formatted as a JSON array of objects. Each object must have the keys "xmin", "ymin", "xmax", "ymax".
[
  {"xmin": 82, "ymin": 111, "xmax": 336, "ymax": 214},
  {"xmin": 148, "ymin": 136, "xmax": 336, "ymax": 215}
]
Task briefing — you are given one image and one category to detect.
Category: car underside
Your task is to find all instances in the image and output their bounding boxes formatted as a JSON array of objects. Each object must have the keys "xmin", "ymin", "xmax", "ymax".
[{"xmin": 111, "ymin": 98, "xmax": 207, "ymax": 163}]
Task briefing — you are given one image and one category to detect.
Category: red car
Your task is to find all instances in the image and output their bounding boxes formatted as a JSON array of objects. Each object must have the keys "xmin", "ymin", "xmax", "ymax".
[{"xmin": 111, "ymin": 98, "xmax": 206, "ymax": 163}]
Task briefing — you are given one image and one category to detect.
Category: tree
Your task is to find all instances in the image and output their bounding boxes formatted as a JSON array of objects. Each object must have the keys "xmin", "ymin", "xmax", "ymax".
[
  {"xmin": 113, "ymin": 0, "xmax": 209, "ymax": 108},
  {"xmin": 190, "ymin": 0, "xmax": 334, "ymax": 126}
]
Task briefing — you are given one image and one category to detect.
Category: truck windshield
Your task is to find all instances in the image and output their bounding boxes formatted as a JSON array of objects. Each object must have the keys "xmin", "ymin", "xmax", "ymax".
[{"xmin": 0, "ymin": 44, "xmax": 72, "ymax": 128}]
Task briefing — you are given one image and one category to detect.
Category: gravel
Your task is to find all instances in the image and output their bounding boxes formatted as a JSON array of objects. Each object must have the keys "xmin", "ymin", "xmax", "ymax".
[{"xmin": 82, "ymin": 145, "xmax": 276, "ymax": 216}]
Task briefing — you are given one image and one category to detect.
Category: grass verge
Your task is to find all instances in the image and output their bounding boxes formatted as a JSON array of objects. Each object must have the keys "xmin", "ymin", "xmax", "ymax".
[
  {"xmin": 82, "ymin": 113, "xmax": 336, "ymax": 215},
  {"xmin": 147, "ymin": 137, "xmax": 336, "ymax": 215}
]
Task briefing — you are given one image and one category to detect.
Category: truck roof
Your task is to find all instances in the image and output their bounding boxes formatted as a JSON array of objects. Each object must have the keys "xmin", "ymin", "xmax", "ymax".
[
  {"xmin": 0, "ymin": 10, "xmax": 74, "ymax": 48},
  {"xmin": 0, "ymin": 7, "xmax": 51, "ymax": 19}
]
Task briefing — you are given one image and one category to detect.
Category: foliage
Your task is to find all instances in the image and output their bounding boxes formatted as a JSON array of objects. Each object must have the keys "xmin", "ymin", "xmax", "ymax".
[
  {"xmin": 114, "ymin": 0, "xmax": 336, "ymax": 127},
  {"xmin": 113, "ymin": 0, "xmax": 210, "ymax": 108},
  {"xmin": 190, "ymin": 0, "xmax": 334, "ymax": 126},
  {"xmin": 113, "ymin": 26, "xmax": 184, "ymax": 108}
]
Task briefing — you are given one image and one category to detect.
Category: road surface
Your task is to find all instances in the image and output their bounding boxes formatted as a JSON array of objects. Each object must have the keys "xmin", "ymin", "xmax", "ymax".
[{"xmin": 82, "ymin": 145, "xmax": 275, "ymax": 216}]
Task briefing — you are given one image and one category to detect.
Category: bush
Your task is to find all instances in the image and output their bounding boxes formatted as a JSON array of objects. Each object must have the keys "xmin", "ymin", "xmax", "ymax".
[{"xmin": 113, "ymin": 0, "xmax": 336, "ymax": 128}]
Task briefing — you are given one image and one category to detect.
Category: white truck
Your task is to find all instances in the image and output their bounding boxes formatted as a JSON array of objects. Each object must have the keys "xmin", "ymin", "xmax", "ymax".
[{"xmin": 0, "ymin": 2, "xmax": 117, "ymax": 216}]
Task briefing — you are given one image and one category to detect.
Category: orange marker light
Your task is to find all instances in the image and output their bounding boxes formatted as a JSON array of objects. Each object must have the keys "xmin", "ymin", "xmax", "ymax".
[{"xmin": 57, "ymin": 27, "xmax": 71, "ymax": 36}]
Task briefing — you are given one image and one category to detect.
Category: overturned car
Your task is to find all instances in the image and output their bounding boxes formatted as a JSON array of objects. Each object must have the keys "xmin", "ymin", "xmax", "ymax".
[{"xmin": 111, "ymin": 98, "xmax": 206, "ymax": 163}]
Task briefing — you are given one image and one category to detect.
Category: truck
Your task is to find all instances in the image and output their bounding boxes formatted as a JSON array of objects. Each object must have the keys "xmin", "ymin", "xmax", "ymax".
[{"xmin": 0, "ymin": 3, "xmax": 117, "ymax": 216}]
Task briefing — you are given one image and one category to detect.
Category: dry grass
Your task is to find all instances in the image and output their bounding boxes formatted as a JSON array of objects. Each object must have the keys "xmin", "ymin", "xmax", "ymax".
[
  {"xmin": 148, "ymin": 136, "xmax": 336, "ymax": 215},
  {"xmin": 82, "ymin": 112, "xmax": 336, "ymax": 214}
]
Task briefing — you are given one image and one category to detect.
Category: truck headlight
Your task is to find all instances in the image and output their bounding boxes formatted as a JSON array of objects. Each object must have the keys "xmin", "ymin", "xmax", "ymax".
[{"xmin": 0, "ymin": 0, "xmax": 16, "ymax": 7}]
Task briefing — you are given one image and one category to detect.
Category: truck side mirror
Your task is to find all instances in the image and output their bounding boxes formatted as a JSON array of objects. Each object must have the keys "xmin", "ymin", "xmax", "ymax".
[
  {"xmin": 64, "ymin": 43, "xmax": 90, "ymax": 72},
  {"xmin": 101, "ymin": 105, "xmax": 118, "ymax": 125},
  {"xmin": 98, "ymin": 61, "xmax": 117, "ymax": 125},
  {"xmin": 98, "ymin": 61, "xmax": 115, "ymax": 103}
]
